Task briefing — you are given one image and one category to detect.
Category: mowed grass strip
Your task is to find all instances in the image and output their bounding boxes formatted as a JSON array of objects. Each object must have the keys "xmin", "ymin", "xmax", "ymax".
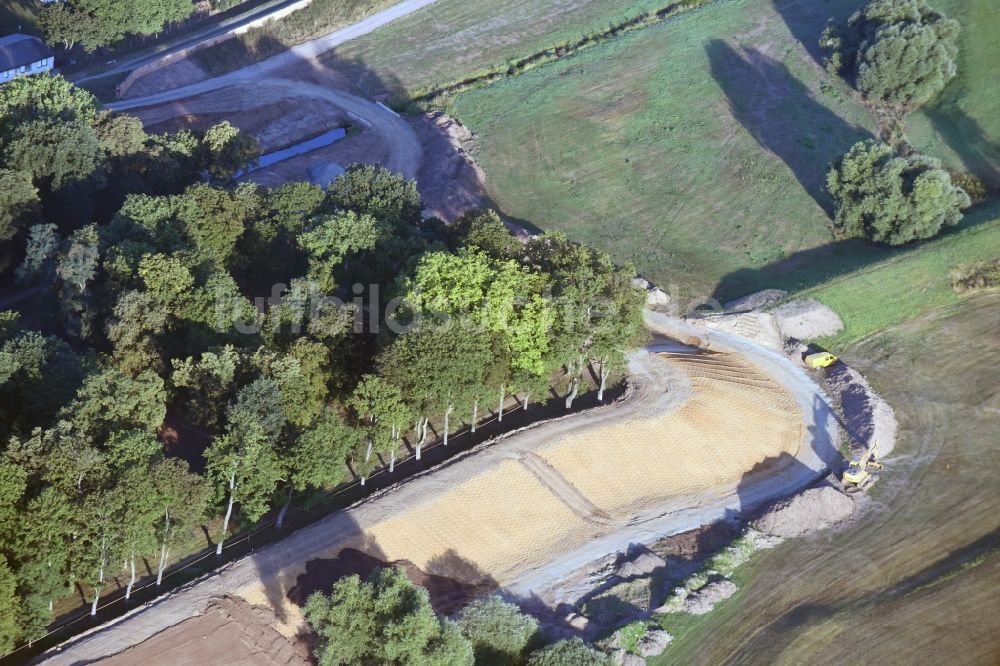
[
  {"xmin": 321, "ymin": 0, "xmax": 676, "ymax": 100},
  {"xmin": 450, "ymin": 0, "xmax": 876, "ymax": 297}
]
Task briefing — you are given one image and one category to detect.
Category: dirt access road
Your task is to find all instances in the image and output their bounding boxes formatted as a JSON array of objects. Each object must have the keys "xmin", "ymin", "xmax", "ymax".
[
  {"xmin": 40, "ymin": 313, "xmax": 839, "ymax": 664},
  {"xmin": 106, "ymin": 0, "xmax": 440, "ymax": 179}
]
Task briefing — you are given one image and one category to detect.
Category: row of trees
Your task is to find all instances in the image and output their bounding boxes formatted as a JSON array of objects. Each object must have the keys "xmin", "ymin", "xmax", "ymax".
[
  {"xmin": 0, "ymin": 74, "xmax": 646, "ymax": 652},
  {"xmin": 39, "ymin": 0, "xmax": 196, "ymax": 53},
  {"xmin": 821, "ymin": 0, "xmax": 973, "ymax": 245},
  {"xmin": 304, "ymin": 568, "xmax": 613, "ymax": 666}
]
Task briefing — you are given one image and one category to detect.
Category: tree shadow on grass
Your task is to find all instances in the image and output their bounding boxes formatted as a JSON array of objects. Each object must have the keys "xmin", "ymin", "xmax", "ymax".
[
  {"xmin": 711, "ymin": 199, "xmax": 1000, "ymax": 302},
  {"xmin": 924, "ymin": 104, "xmax": 1000, "ymax": 189},
  {"xmin": 706, "ymin": 39, "xmax": 871, "ymax": 216},
  {"xmin": 772, "ymin": 0, "xmax": 867, "ymax": 66}
]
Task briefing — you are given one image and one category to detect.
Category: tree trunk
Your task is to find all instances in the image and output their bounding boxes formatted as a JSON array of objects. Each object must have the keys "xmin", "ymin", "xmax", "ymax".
[
  {"xmin": 498, "ymin": 385, "xmax": 505, "ymax": 422},
  {"xmin": 565, "ymin": 377, "xmax": 579, "ymax": 409},
  {"xmin": 443, "ymin": 406, "xmax": 452, "ymax": 446},
  {"xmin": 217, "ymin": 472, "xmax": 236, "ymax": 557},
  {"xmin": 125, "ymin": 554, "xmax": 136, "ymax": 600},
  {"xmin": 90, "ymin": 586, "xmax": 100, "ymax": 616},
  {"xmin": 389, "ymin": 449, "xmax": 395, "ymax": 473},
  {"xmin": 415, "ymin": 417, "xmax": 428, "ymax": 460},
  {"xmin": 276, "ymin": 486, "xmax": 293, "ymax": 530},
  {"xmin": 471, "ymin": 399, "xmax": 478, "ymax": 433},
  {"xmin": 157, "ymin": 542, "xmax": 168, "ymax": 586},
  {"xmin": 365, "ymin": 439, "xmax": 373, "ymax": 462},
  {"xmin": 523, "ymin": 393, "xmax": 530, "ymax": 411},
  {"xmin": 598, "ymin": 358, "xmax": 609, "ymax": 402},
  {"xmin": 360, "ymin": 475, "xmax": 366, "ymax": 486}
]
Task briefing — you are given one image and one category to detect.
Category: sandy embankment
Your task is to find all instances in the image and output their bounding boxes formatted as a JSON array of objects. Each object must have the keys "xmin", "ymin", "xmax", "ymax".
[{"xmin": 41, "ymin": 313, "xmax": 838, "ymax": 665}]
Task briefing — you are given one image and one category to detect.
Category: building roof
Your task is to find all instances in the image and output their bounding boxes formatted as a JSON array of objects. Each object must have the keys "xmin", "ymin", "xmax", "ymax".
[{"xmin": 0, "ymin": 34, "xmax": 53, "ymax": 71}]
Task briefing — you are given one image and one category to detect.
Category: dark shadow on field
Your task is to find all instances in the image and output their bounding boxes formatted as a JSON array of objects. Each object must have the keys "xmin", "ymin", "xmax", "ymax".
[
  {"xmin": 925, "ymin": 104, "xmax": 1000, "ymax": 189},
  {"xmin": 707, "ymin": 40, "xmax": 871, "ymax": 215},
  {"xmin": 772, "ymin": 0, "xmax": 867, "ymax": 66},
  {"xmin": 711, "ymin": 199, "xmax": 1000, "ymax": 301}
]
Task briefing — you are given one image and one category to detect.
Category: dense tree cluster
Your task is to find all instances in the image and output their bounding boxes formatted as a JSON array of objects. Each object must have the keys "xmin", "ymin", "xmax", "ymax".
[
  {"xmin": 0, "ymin": 74, "xmax": 259, "ymax": 273},
  {"xmin": 0, "ymin": 75, "xmax": 646, "ymax": 652},
  {"xmin": 39, "ymin": 0, "xmax": 195, "ymax": 53},
  {"xmin": 306, "ymin": 570, "xmax": 612, "ymax": 666},
  {"xmin": 821, "ymin": 0, "xmax": 960, "ymax": 109},
  {"xmin": 827, "ymin": 140, "xmax": 970, "ymax": 245}
]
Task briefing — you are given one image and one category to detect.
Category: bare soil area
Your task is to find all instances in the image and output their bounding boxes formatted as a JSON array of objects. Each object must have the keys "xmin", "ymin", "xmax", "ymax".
[
  {"xmin": 122, "ymin": 60, "xmax": 210, "ymax": 100},
  {"xmin": 99, "ymin": 596, "xmax": 309, "ymax": 666},
  {"xmin": 140, "ymin": 93, "xmax": 349, "ymax": 152},
  {"xmin": 245, "ymin": 129, "xmax": 391, "ymax": 188}
]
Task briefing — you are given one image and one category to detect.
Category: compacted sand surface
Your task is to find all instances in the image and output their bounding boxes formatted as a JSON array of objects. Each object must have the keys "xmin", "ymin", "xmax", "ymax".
[{"xmin": 42, "ymin": 314, "xmax": 838, "ymax": 664}]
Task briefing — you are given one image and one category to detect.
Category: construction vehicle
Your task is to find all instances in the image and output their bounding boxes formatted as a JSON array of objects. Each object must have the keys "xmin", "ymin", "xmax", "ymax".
[
  {"xmin": 805, "ymin": 351, "xmax": 838, "ymax": 369},
  {"xmin": 842, "ymin": 442, "xmax": 884, "ymax": 493}
]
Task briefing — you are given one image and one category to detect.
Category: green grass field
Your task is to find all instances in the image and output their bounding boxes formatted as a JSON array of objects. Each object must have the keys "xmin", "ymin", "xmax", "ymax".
[
  {"xmin": 907, "ymin": 0, "xmax": 1000, "ymax": 188},
  {"xmin": 449, "ymin": 0, "xmax": 875, "ymax": 298},
  {"xmin": 0, "ymin": 0, "xmax": 39, "ymax": 35},
  {"xmin": 321, "ymin": 0, "xmax": 679, "ymax": 100},
  {"xmin": 804, "ymin": 206, "xmax": 1000, "ymax": 348}
]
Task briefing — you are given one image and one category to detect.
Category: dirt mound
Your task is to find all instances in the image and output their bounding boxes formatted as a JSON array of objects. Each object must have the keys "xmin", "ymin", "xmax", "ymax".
[
  {"xmin": 415, "ymin": 111, "xmax": 485, "ymax": 222},
  {"xmin": 754, "ymin": 485, "xmax": 855, "ymax": 538},
  {"xmin": 287, "ymin": 547, "xmax": 495, "ymax": 615},
  {"xmin": 772, "ymin": 298, "xmax": 844, "ymax": 340},
  {"xmin": 683, "ymin": 579, "xmax": 737, "ymax": 615},
  {"xmin": 825, "ymin": 362, "xmax": 898, "ymax": 455},
  {"xmin": 724, "ymin": 289, "xmax": 788, "ymax": 312}
]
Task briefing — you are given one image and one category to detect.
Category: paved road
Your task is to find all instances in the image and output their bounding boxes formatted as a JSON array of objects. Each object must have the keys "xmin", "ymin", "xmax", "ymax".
[
  {"xmin": 107, "ymin": 0, "xmax": 438, "ymax": 179},
  {"xmin": 39, "ymin": 312, "xmax": 840, "ymax": 665},
  {"xmin": 69, "ymin": 0, "xmax": 311, "ymax": 84}
]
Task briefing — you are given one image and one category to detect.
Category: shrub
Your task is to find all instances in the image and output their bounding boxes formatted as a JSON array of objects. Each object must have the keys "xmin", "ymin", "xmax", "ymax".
[
  {"xmin": 950, "ymin": 260, "xmax": 1000, "ymax": 294},
  {"xmin": 827, "ymin": 140, "xmax": 970, "ymax": 245},
  {"xmin": 526, "ymin": 638, "xmax": 613, "ymax": 666},
  {"xmin": 457, "ymin": 596, "xmax": 540, "ymax": 665},
  {"xmin": 820, "ymin": 0, "xmax": 960, "ymax": 108}
]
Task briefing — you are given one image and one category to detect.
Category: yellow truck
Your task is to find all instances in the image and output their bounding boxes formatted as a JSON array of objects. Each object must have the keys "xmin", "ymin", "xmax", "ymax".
[{"xmin": 805, "ymin": 352, "xmax": 838, "ymax": 369}]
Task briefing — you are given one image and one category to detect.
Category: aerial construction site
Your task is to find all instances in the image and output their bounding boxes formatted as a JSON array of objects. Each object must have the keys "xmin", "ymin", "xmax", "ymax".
[{"xmin": 2, "ymin": 0, "xmax": 998, "ymax": 664}]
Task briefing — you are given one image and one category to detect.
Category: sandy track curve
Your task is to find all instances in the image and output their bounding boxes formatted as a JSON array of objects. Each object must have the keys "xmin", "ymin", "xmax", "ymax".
[{"xmin": 40, "ymin": 313, "xmax": 839, "ymax": 664}]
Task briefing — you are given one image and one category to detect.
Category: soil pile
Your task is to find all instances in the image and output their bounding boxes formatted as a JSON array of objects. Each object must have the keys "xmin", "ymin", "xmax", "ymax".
[
  {"xmin": 772, "ymin": 298, "xmax": 844, "ymax": 340},
  {"xmin": 287, "ymin": 547, "xmax": 495, "ymax": 615},
  {"xmin": 825, "ymin": 362, "xmax": 898, "ymax": 455},
  {"xmin": 754, "ymin": 485, "xmax": 855, "ymax": 538}
]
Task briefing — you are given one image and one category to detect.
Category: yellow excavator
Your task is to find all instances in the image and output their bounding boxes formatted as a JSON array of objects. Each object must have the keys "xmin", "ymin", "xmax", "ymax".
[{"xmin": 842, "ymin": 441, "xmax": 883, "ymax": 493}]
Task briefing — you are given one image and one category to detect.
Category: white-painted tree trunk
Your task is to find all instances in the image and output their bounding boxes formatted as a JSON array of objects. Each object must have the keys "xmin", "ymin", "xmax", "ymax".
[
  {"xmin": 217, "ymin": 471, "xmax": 236, "ymax": 556},
  {"xmin": 523, "ymin": 393, "xmax": 529, "ymax": 411},
  {"xmin": 415, "ymin": 417, "xmax": 428, "ymax": 460},
  {"xmin": 365, "ymin": 439, "xmax": 373, "ymax": 462},
  {"xmin": 471, "ymin": 399, "xmax": 478, "ymax": 432},
  {"xmin": 90, "ymin": 586, "xmax": 100, "ymax": 616},
  {"xmin": 598, "ymin": 358, "xmax": 609, "ymax": 402},
  {"xmin": 360, "ymin": 475, "xmax": 366, "ymax": 486},
  {"xmin": 443, "ymin": 405, "xmax": 452, "ymax": 446},
  {"xmin": 125, "ymin": 554, "xmax": 136, "ymax": 600},
  {"xmin": 498, "ymin": 385, "xmax": 505, "ymax": 422},
  {"xmin": 276, "ymin": 486, "xmax": 293, "ymax": 530},
  {"xmin": 389, "ymin": 449, "xmax": 395, "ymax": 473},
  {"xmin": 157, "ymin": 542, "xmax": 168, "ymax": 586},
  {"xmin": 565, "ymin": 377, "xmax": 579, "ymax": 409}
]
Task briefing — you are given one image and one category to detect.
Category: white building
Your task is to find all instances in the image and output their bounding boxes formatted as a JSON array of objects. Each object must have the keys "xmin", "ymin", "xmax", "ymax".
[{"xmin": 0, "ymin": 34, "xmax": 54, "ymax": 82}]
